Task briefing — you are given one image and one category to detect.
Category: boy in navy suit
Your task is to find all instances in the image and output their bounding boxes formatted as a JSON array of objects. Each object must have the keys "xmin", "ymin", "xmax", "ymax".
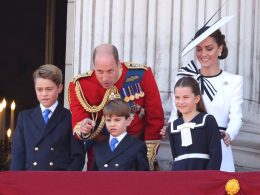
[
  {"xmin": 92, "ymin": 99, "xmax": 149, "ymax": 171},
  {"xmin": 11, "ymin": 64, "xmax": 85, "ymax": 171}
]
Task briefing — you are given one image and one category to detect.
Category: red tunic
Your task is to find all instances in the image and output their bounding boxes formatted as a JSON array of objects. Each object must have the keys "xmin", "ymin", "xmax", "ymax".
[{"xmin": 68, "ymin": 62, "xmax": 164, "ymax": 141}]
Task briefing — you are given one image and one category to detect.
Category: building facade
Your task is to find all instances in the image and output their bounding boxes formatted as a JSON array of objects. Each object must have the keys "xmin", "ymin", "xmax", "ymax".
[{"xmin": 64, "ymin": 0, "xmax": 260, "ymax": 170}]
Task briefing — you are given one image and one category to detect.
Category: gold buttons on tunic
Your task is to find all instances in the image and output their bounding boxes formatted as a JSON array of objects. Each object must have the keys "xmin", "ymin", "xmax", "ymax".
[
  {"xmin": 33, "ymin": 162, "xmax": 37, "ymax": 166},
  {"xmin": 34, "ymin": 147, "xmax": 39, "ymax": 151},
  {"xmin": 50, "ymin": 147, "xmax": 54, "ymax": 151},
  {"xmin": 104, "ymin": 164, "xmax": 108, "ymax": 168},
  {"xmin": 49, "ymin": 162, "xmax": 54, "ymax": 166},
  {"xmin": 115, "ymin": 164, "xmax": 119, "ymax": 167}
]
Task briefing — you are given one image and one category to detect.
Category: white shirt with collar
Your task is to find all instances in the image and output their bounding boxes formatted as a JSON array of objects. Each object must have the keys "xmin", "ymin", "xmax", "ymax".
[
  {"xmin": 40, "ymin": 101, "xmax": 58, "ymax": 119},
  {"xmin": 109, "ymin": 132, "xmax": 127, "ymax": 149}
]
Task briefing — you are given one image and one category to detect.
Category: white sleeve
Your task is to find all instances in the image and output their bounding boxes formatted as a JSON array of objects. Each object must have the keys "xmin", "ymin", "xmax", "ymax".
[
  {"xmin": 226, "ymin": 75, "xmax": 243, "ymax": 141},
  {"xmin": 168, "ymin": 75, "xmax": 183, "ymax": 123},
  {"xmin": 168, "ymin": 96, "xmax": 177, "ymax": 123}
]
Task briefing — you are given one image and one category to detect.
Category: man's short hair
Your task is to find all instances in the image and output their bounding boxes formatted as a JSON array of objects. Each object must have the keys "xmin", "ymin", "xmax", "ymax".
[{"xmin": 92, "ymin": 44, "xmax": 119, "ymax": 64}]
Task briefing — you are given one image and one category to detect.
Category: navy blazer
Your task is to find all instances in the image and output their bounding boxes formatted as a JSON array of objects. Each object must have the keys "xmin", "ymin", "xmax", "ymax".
[
  {"xmin": 10, "ymin": 104, "xmax": 85, "ymax": 171},
  {"xmin": 92, "ymin": 134, "xmax": 149, "ymax": 171}
]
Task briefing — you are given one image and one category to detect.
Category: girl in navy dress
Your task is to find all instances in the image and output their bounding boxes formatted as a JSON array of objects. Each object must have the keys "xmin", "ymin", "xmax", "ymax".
[{"xmin": 167, "ymin": 77, "xmax": 222, "ymax": 170}]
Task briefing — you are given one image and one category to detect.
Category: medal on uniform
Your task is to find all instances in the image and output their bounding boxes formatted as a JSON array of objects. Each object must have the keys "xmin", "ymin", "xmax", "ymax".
[
  {"xmin": 134, "ymin": 84, "xmax": 141, "ymax": 98},
  {"xmin": 128, "ymin": 86, "xmax": 135, "ymax": 101},
  {"xmin": 124, "ymin": 96, "xmax": 130, "ymax": 102},
  {"xmin": 122, "ymin": 88, "xmax": 130, "ymax": 102},
  {"xmin": 131, "ymin": 102, "xmax": 141, "ymax": 113},
  {"xmin": 139, "ymin": 108, "xmax": 145, "ymax": 118},
  {"xmin": 131, "ymin": 85, "xmax": 139, "ymax": 99},
  {"xmin": 137, "ymin": 83, "xmax": 145, "ymax": 97}
]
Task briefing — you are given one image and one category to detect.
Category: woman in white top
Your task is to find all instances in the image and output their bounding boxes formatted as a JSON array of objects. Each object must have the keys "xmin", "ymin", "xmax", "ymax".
[{"xmin": 168, "ymin": 25, "xmax": 243, "ymax": 172}]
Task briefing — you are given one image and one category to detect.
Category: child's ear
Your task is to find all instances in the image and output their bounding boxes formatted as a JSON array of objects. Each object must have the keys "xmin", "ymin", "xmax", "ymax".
[
  {"xmin": 195, "ymin": 95, "xmax": 200, "ymax": 104},
  {"xmin": 126, "ymin": 116, "xmax": 133, "ymax": 126},
  {"xmin": 58, "ymin": 84, "xmax": 63, "ymax": 93}
]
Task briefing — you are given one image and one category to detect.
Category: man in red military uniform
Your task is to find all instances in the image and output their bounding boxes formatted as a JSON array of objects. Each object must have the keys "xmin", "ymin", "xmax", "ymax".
[{"xmin": 68, "ymin": 44, "xmax": 164, "ymax": 170}]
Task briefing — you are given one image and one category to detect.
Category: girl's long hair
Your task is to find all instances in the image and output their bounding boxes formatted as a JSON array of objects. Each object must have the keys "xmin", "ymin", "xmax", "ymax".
[{"xmin": 174, "ymin": 77, "xmax": 207, "ymax": 118}]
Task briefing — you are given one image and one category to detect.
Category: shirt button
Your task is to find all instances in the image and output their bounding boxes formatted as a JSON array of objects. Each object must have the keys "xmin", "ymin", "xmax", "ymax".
[
  {"xmin": 104, "ymin": 164, "xmax": 108, "ymax": 168},
  {"xmin": 49, "ymin": 162, "xmax": 54, "ymax": 166},
  {"xmin": 34, "ymin": 147, "xmax": 39, "ymax": 151},
  {"xmin": 33, "ymin": 162, "xmax": 37, "ymax": 166},
  {"xmin": 50, "ymin": 147, "xmax": 54, "ymax": 151},
  {"xmin": 115, "ymin": 164, "xmax": 119, "ymax": 167}
]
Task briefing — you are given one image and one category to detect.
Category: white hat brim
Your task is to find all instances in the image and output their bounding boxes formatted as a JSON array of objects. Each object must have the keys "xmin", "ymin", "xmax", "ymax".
[{"xmin": 181, "ymin": 15, "xmax": 235, "ymax": 57}]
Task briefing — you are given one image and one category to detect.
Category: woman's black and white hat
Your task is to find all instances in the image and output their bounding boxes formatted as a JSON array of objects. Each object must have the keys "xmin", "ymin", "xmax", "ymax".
[{"xmin": 181, "ymin": 15, "xmax": 235, "ymax": 57}]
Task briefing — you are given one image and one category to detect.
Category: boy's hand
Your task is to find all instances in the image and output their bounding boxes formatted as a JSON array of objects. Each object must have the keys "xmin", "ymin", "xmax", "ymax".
[{"xmin": 80, "ymin": 118, "xmax": 96, "ymax": 135}]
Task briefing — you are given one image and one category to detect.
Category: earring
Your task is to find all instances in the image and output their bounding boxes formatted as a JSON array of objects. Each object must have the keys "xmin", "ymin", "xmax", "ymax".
[{"xmin": 218, "ymin": 53, "xmax": 221, "ymax": 57}]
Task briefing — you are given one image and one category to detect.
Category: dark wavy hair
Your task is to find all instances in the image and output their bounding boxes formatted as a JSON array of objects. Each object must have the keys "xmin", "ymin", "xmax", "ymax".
[{"xmin": 194, "ymin": 26, "xmax": 228, "ymax": 59}]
